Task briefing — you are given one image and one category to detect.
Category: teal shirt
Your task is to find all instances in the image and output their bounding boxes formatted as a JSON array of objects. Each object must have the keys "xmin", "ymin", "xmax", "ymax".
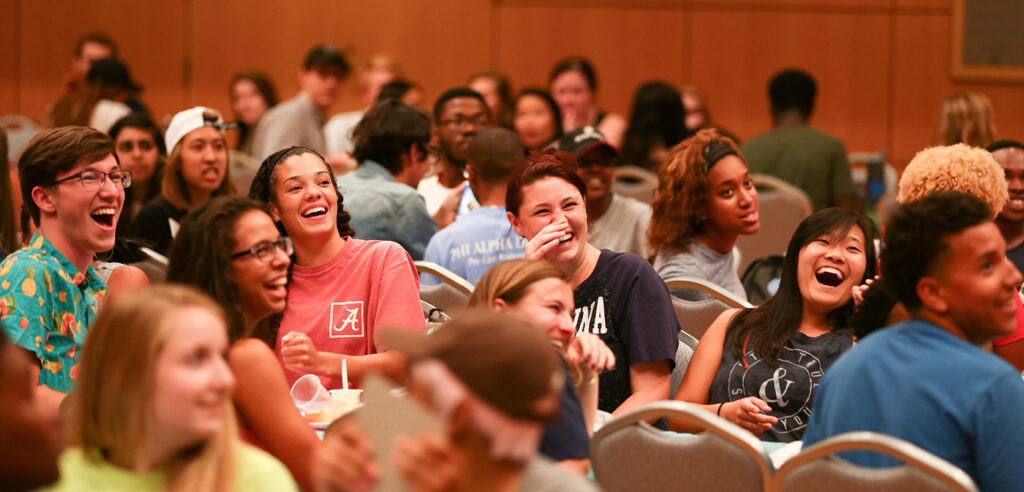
[{"xmin": 0, "ymin": 233, "xmax": 106, "ymax": 392}]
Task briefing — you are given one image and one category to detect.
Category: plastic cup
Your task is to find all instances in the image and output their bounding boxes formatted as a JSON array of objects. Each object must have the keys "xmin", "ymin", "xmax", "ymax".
[
  {"xmin": 290, "ymin": 374, "xmax": 332, "ymax": 413},
  {"xmin": 329, "ymin": 388, "xmax": 363, "ymax": 416}
]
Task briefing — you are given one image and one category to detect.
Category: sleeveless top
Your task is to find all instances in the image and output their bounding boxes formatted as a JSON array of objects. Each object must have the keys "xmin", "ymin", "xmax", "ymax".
[{"xmin": 708, "ymin": 326, "xmax": 853, "ymax": 442}]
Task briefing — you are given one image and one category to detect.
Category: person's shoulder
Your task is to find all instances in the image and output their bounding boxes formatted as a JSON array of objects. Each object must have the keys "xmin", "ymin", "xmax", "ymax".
[
  {"xmin": 349, "ymin": 238, "xmax": 412, "ymax": 259},
  {"xmin": 804, "ymin": 126, "xmax": 845, "ymax": 147},
  {"xmin": 0, "ymin": 244, "xmax": 56, "ymax": 276},
  {"xmin": 234, "ymin": 443, "xmax": 299, "ymax": 492},
  {"xmin": 600, "ymin": 249, "xmax": 651, "ymax": 270},
  {"xmin": 259, "ymin": 95, "xmax": 304, "ymax": 125},
  {"xmin": 612, "ymin": 193, "xmax": 652, "ymax": 215},
  {"xmin": 228, "ymin": 338, "xmax": 277, "ymax": 366}
]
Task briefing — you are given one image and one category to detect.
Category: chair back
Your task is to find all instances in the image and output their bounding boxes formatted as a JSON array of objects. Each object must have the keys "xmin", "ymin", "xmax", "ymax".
[
  {"xmin": 612, "ymin": 165, "xmax": 658, "ymax": 204},
  {"xmin": 0, "ymin": 114, "xmax": 40, "ymax": 163},
  {"xmin": 670, "ymin": 331, "xmax": 699, "ymax": 397},
  {"xmin": 415, "ymin": 261, "xmax": 473, "ymax": 316},
  {"xmin": 735, "ymin": 174, "xmax": 812, "ymax": 274},
  {"xmin": 773, "ymin": 431, "xmax": 978, "ymax": 492},
  {"xmin": 665, "ymin": 276, "xmax": 750, "ymax": 308},
  {"xmin": 592, "ymin": 401, "xmax": 774, "ymax": 492}
]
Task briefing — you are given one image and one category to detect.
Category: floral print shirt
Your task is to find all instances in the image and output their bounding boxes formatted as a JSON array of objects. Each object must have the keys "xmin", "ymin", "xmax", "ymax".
[{"xmin": 0, "ymin": 233, "xmax": 107, "ymax": 392}]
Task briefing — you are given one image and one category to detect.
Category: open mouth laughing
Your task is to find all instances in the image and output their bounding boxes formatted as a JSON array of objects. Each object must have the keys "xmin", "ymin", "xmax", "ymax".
[
  {"xmin": 815, "ymin": 266, "xmax": 845, "ymax": 288},
  {"xmin": 90, "ymin": 207, "xmax": 117, "ymax": 228}
]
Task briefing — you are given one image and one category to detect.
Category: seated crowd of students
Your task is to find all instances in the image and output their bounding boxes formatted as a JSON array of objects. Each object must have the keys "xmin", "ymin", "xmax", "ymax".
[{"xmin": 3, "ymin": 34, "xmax": 1024, "ymax": 492}]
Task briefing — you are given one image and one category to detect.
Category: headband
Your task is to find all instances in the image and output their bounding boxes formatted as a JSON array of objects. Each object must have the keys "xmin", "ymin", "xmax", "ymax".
[{"xmin": 702, "ymin": 141, "xmax": 738, "ymax": 174}]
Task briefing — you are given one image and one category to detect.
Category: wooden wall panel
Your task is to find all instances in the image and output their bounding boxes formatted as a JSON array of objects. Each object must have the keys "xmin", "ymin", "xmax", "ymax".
[
  {"xmin": 496, "ymin": 4, "xmax": 687, "ymax": 117},
  {"xmin": 689, "ymin": 9, "xmax": 891, "ymax": 155},
  {"xmin": 190, "ymin": 0, "xmax": 491, "ymax": 122},
  {"xmin": 0, "ymin": 0, "xmax": 17, "ymax": 118},
  {"xmin": 16, "ymin": 1, "xmax": 184, "ymax": 124},
  {"xmin": 890, "ymin": 13, "xmax": 950, "ymax": 163}
]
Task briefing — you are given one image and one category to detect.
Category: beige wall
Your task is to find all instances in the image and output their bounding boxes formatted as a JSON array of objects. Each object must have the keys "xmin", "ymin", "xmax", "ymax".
[{"xmin": 4, "ymin": 0, "xmax": 1023, "ymax": 167}]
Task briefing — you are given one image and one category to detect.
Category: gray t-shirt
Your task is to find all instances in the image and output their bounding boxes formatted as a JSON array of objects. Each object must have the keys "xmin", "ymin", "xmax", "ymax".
[{"xmin": 653, "ymin": 241, "xmax": 746, "ymax": 302}]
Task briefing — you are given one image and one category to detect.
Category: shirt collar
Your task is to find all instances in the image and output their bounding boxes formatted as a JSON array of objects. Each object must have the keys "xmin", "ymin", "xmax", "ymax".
[
  {"xmin": 356, "ymin": 160, "xmax": 398, "ymax": 182},
  {"xmin": 30, "ymin": 232, "xmax": 104, "ymax": 290}
]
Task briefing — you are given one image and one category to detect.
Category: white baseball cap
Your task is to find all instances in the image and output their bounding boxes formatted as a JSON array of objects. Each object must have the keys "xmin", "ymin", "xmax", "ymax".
[{"xmin": 164, "ymin": 106, "xmax": 225, "ymax": 153}]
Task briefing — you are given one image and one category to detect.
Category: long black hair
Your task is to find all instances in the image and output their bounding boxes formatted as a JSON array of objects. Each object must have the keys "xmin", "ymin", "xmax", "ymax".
[{"xmin": 725, "ymin": 208, "xmax": 878, "ymax": 366}]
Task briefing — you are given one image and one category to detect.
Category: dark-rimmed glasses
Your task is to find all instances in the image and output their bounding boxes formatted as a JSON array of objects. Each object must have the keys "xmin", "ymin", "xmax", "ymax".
[
  {"xmin": 52, "ymin": 170, "xmax": 132, "ymax": 189},
  {"xmin": 230, "ymin": 237, "xmax": 293, "ymax": 263}
]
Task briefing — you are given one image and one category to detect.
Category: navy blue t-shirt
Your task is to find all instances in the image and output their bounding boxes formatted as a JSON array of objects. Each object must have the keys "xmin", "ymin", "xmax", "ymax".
[
  {"xmin": 539, "ymin": 362, "xmax": 589, "ymax": 461},
  {"xmin": 573, "ymin": 250, "xmax": 679, "ymax": 412}
]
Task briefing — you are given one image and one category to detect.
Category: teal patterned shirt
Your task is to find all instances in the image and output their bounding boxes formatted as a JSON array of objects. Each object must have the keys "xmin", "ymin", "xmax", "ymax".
[{"xmin": 0, "ymin": 233, "xmax": 107, "ymax": 392}]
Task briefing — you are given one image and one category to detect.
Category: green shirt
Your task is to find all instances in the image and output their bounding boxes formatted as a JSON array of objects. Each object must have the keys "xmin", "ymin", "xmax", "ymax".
[
  {"xmin": 740, "ymin": 126, "xmax": 857, "ymax": 211},
  {"xmin": 39, "ymin": 446, "xmax": 298, "ymax": 492},
  {"xmin": 0, "ymin": 233, "xmax": 106, "ymax": 392}
]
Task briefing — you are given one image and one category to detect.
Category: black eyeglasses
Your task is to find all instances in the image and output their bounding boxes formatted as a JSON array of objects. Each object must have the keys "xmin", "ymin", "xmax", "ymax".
[
  {"xmin": 230, "ymin": 237, "xmax": 293, "ymax": 263},
  {"xmin": 53, "ymin": 170, "xmax": 132, "ymax": 189}
]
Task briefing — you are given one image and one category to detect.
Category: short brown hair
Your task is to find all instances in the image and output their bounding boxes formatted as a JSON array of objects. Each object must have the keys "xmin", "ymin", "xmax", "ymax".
[
  {"xmin": 18, "ymin": 126, "xmax": 116, "ymax": 227},
  {"xmin": 649, "ymin": 128, "xmax": 742, "ymax": 254},
  {"xmin": 505, "ymin": 148, "xmax": 586, "ymax": 218}
]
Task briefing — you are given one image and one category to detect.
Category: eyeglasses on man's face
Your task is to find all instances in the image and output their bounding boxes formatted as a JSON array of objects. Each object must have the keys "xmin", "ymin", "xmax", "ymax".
[{"xmin": 52, "ymin": 169, "xmax": 132, "ymax": 190}]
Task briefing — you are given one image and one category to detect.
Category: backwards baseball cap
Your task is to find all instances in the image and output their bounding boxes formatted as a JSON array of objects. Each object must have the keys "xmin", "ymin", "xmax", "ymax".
[
  {"xmin": 558, "ymin": 126, "xmax": 618, "ymax": 160},
  {"xmin": 303, "ymin": 44, "xmax": 350, "ymax": 75},
  {"xmin": 87, "ymin": 58, "xmax": 142, "ymax": 92},
  {"xmin": 380, "ymin": 309, "xmax": 564, "ymax": 421},
  {"xmin": 164, "ymin": 107, "xmax": 226, "ymax": 153}
]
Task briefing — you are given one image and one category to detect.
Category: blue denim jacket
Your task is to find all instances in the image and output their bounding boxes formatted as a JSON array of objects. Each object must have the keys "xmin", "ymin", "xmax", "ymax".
[{"xmin": 337, "ymin": 160, "xmax": 437, "ymax": 260}]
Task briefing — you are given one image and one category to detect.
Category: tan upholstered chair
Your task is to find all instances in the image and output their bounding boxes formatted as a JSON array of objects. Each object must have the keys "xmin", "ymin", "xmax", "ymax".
[
  {"xmin": 735, "ymin": 174, "xmax": 812, "ymax": 274},
  {"xmin": 414, "ymin": 261, "xmax": 473, "ymax": 317},
  {"xmin": 773, "ymin": 431, "xmax": 978, "ymax": 492},
  {"xmin": 592, "ymin": 401, "xmax": 774, "ymax": 492},
  {"xmin": 666, "ymin": 278, "xmax": 751, "ymax": 341}
]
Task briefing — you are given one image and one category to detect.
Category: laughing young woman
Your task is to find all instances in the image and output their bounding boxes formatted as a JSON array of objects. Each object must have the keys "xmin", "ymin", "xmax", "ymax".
[
  {"xmin": 507, "ymin": 149, "xmax": 678, "ymax": 418},
  {"xmin": 168, "ymin": 196, "xmax": 321, "ymax": 491},
  {"xmin": 130, "ymin": 107, "xmax": 235, "ymax": 255},
  {"xmin": 249, "ymin": 146, "xmax": 423, "ymax": 390},
  {"xmin": 671, "ymin": 208, "xmax": 877, "ymax": 442},
  {"xmin": 650, "ymin": 128, "xmax": 759, "ymax": 301}
]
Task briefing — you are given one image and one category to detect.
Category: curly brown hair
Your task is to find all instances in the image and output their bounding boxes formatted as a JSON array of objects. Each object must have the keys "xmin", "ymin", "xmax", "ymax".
[{"xmin": 648, "ymin": 128, "xmax": 742, "ymax": 254}]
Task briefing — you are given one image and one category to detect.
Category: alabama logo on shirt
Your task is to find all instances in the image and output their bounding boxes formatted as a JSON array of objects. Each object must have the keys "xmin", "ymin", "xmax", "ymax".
[{"xmin": 330, "ymin": 301, "xmax": 364, "ymax": 338}]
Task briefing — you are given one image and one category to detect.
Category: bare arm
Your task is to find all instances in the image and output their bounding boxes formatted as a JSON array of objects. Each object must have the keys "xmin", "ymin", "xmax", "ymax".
[
  {"xmin": 279, "ymin": 332, "xmax": 406, "ymax": 383},
  {"xmin": 670, "ymin": 309, "xmax": 776, "ymax": 434},
  {"xmin": 611, "ymin": 360, "xmax": 671, "ymax": 417},
  {"xmin": 24, "ymin": 359, "xmax": 67, "ymax": 424},
  {"xmin": 104, "ymin": 265, "xmax": 150, "ymax": 301},
  {"xmin": 229, "ymin": 339, "xmax": 320, "ymax": 491}
]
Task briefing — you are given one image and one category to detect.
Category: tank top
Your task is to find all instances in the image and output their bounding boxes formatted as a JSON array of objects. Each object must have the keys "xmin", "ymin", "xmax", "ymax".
[{"xmin": 708, "ymin": 326, "xmax": 853, "ymax": 442}]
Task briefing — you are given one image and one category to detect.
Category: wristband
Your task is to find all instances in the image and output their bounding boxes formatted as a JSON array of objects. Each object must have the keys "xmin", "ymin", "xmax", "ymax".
[{"xmin": 717, "ymin": 402, "xmax": 725, "ymax": 417}]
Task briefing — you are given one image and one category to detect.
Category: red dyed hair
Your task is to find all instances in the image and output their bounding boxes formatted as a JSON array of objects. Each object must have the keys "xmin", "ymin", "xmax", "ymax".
[{"xmin": 505, "ymin": 148, "xmax": 587, "ymax": 217}]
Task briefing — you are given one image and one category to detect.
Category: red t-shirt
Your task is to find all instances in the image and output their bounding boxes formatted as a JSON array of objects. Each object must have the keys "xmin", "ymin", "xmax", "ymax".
[
  {"xmin": 993, "ymin": 293, "xmax": 1024, "ymax": 347},
  {"xmin": 275, "ymin": 238, "xmax": 425, "ymax": 389}
]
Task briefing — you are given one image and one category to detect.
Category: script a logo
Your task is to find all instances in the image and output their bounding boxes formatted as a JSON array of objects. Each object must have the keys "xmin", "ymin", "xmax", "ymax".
[{"xmin": 329, "ymin": 301, "xmax": 365, "ymax": 338}]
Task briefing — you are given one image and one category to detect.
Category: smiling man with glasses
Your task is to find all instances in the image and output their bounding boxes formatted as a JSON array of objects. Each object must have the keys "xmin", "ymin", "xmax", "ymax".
[
  {"xmin": 417, "ymin": 87, "xmax": 492, "ymax": 219},
  {"xmin": 0, "ymin": 126, "xmax": 126, "ymax": 418}
]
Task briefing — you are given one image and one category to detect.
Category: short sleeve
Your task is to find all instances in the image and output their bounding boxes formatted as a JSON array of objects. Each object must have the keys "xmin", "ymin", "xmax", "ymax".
[
  {"xmin": 971, "ymin": 372, "xmax": 1024, "ymax": 491},
  {"xmin": 618, "ymin": 256, "xmax": 680, "ymax": 366},
  {"xmin": 371, "ymin": 244, "xmax": 426, "ymax": 351},
  {"xmin": 993, "ymin": 295, "xmax": 1024, "ymax": 346},
  {"xmin": 0, "ymin": 256, "xmax": 57, "ymax": 383}
]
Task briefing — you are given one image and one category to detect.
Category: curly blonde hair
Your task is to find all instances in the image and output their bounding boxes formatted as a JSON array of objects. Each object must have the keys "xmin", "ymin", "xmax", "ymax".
[
  {"xmin": 648, "ymin": 128, "xmax": 742, "ymax": 253},
  {"xmin": 897, "ymin": 143, "xmax": 1007, "ymax": 218}
]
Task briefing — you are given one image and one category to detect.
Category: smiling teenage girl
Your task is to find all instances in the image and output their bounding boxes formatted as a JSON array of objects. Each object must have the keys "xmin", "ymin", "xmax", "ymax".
[
  {"xmin": 671, "ymin": 208, "xmax": 877, "ymax": 442},
  {"xmin": 507, "ymin": 149, "xmax": 678, "ymax": 417},
  {"xmin": 249, "ymin": 146, "xmax": 424, "ymax": 390},
  {"xmin": 47, "ymin": 286, "xmax": 294, "ymax": 491},
  {"xmin": 130, "ymin": 107, "xmax": 235, "ymax": 255},
  {"xmin": 650, "ymin": 129, "xmax": 759, "ymax": 301},
  {"xmin": 168, "ymin": 196, "xmax": 321, "ymax": 490}
]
